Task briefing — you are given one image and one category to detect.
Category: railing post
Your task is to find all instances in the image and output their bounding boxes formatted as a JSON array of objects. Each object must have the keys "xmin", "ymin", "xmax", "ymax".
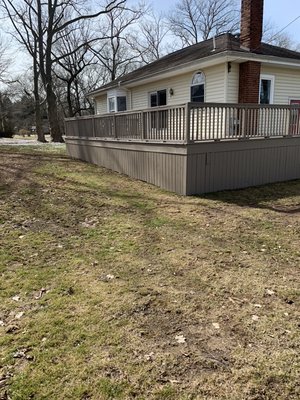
[
  {"xmin": 184, "ymin": 103, "xmax": 191, "ymax": 143},
  {"xmin": 92, "ymin": 117, "xmax": 96, "ymax": 137},
  {"xmin": 141, "ymin": 111, "xmax": 146, "ymax": 140},
  {"xmin": 244, "ymin": 105, "xmax": 249, "ymax": 138},
  {"xmin": 113, "ymin": 114, "xmax": 117, "ymax": 138}
]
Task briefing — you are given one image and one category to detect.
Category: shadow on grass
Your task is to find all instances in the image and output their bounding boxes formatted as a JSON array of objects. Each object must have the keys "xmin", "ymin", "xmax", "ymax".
[
  {"xmin": 204, "ymin": 180, "xmax": 300, "ymax": 214},
  {"xmin": 2, "ymin": 149, "xmax": 300, "ymax": 218}
]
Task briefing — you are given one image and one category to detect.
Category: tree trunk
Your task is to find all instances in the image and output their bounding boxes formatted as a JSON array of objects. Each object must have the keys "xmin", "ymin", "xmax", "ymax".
[
  {"xmin": 67, "ymin": 81, "xmax": 73, "ymax": 117},
  {"xmin": 33, "ymin": 54, "xmax": 46, "ymax": 143},
  {"xmin": 35, "ymin": 100, "xmax": 46, "ymax": 142},
  {"xmin": 46, "ymin": 85, "xmax": 64, "ymax": 142},
  {"xmin": 74, "ymin": 79, "xmax": 81, "ymax": 116}
]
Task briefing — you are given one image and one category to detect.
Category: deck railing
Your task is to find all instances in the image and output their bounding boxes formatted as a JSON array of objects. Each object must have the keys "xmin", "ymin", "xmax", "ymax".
[{"xmin": 65, "ymin": 102, "xmax": 300, "ymax": 143}]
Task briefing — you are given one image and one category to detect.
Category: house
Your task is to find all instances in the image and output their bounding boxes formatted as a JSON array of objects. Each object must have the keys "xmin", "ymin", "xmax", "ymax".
[
  {"xmin": 65, "ymin": 0, "xmax": 300, "ymax": 195},
  {"xmin": 89, "ymin": 1, "xmax": 300, "ymax": 114}
]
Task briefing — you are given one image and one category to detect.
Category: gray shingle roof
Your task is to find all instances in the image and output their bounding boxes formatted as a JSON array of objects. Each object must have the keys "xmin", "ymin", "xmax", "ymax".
[{"xmin": 90, "ymin": 33, "xmax": 300, "ymax": 95}]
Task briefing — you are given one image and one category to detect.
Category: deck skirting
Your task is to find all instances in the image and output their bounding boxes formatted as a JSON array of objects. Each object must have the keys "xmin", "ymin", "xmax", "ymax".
[{"xmin": 66, "ymin": 137, "xmax": 300, "ymax": 195}]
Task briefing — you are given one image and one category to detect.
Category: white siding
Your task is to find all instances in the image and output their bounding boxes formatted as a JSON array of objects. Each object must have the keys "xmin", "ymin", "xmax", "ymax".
[
  {"xmin": 131, "ymin": 64, "xmax": 226, "ymax": 109},
  {"xmin": 94, "ymin": 63, "xmax": 300, "ymax": 114},
  {"xmin": 227, "ymin": 63, "xmax": 239, "ymax": 103},
  {"xmin": 205, "ymin": 64, "xmax": 226, "ymax": 102},
  {"xmin": 131, "ymin": 73, "xmax": 190, "ymax": 110},
  {"xmin": 261, "ymin": 65, "xmax": 300, "ymax": 104},
  {"xmin": 95, "ymin": 95, "xmax": 107, "ymax": 115},
  {"xmin": 94, "ymin": 64, "xmax": 227, "ymax": 115}
]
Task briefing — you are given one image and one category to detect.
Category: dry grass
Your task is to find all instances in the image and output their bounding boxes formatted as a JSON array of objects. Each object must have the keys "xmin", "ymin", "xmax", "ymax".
[{"xmin": 0, "ymin": 145, "xmax": 299, "ymax": 400}]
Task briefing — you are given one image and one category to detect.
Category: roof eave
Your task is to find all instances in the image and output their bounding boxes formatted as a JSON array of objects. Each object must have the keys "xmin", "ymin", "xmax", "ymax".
[
  {"xmin": 88, "ymin": 51, "xmax": 231, "ymax": 97},
  {"xmin": 226, "ymin": 50, "xmax": 300, "ymax": 67},
  {"xmin": 88, "ymin": 50, "xmax": 300, "ymax": 98}
]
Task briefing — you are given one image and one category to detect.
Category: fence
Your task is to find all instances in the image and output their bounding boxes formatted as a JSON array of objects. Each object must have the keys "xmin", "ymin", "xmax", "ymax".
[{"xmin": 65, "ymin": 103, "xmax": 300, "ymax": 142}]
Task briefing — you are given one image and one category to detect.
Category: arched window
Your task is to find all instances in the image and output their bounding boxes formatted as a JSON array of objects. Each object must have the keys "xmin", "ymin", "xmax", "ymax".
[{"xmin": 191, "ymin": 72, "xmax": 205, "ymax": 103}]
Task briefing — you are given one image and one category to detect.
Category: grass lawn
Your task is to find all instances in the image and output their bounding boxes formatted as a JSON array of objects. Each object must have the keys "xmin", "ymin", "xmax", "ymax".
[{"xmin": 0, "ymin": 145, "xmax": 299, "ymax": 400}]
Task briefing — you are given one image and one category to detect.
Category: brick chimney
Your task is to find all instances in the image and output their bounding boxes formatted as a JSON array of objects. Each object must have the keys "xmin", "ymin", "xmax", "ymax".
[
  {"xmin": 240, "ymin": 0, "xmax": 264, "ymax": 51},
  {"xmin": 238, "ymin": 0, "xmax": 264, "ymax": 103}
]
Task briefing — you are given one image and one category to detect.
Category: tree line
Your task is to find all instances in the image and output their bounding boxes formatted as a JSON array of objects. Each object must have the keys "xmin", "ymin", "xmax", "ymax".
[{"xmin": 0, "ymin": 0, "xmax": 298, "ymax": 142}]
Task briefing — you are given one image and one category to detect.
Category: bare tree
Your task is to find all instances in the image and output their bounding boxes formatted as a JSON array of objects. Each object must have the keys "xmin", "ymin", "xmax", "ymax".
[
  {"xmin": 53, "ymin": 20, "xmax": 100, "ymax": 117},
  {"xmin": 1, "ymin": 0, "xmax": 126, "ymax": 142},
  {"xmin": 0, "ymin": 90, "xmax": 14, "ymax": 136},
  {"xmin": 0, "ymin": 35, "xmax": 10, "ymax": 83},
  {"xmin": 128, "ymin": 12, "xmax": 170, "ymax": 64},
  {"xmin": 263, "ymin": 19, "xmax": 298, "ymax": 50},
  {"xmin": 168, "ymin": 0, "xmax": 239, "ymax": 46},
  {"xmin": 92, "ymin": 1, "xmax": 147, "ymax": 81},
  {"xmin": 0, "ymin": 6, "xmax": 48, "ymax": 142}
]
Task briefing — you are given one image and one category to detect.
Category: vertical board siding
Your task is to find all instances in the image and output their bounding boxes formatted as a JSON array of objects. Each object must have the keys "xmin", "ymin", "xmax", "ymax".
[
  {"xmin": 66, "ymin": 140, "xmax": 187, "ymax": 195},
  {"xmin": 66, "ymin": 137, "xmax": 300, "ymax": 195},
  {"xmin": 185, "ymin": 138, "xmax": 300, "ymax": 194}
]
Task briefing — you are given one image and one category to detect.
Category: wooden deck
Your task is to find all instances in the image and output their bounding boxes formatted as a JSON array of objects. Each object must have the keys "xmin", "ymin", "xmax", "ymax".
[{"xmin": 65, "ymin": 103, "xmax": 300, "ymax": 195}]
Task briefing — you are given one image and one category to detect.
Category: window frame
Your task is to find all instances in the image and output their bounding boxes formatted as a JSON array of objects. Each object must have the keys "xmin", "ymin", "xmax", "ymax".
[
  {"xmin": 259, "ymin": 74, "xmax": 275, "ymax": 105},
  {"xmin": 191, "ymin": 71, "xmax": 205, "ymax": 103},
  {"xmin": 117, "ymin": 96, "xmax": 127, "ymax": 112},
  {"xmin": 148, "ymin": 89, "xmax": 167, "ymax": 108},
  {"xmin": 108, "ymin": 97, "xmax": 116, "ymax": 113},
  {"xmin": 107, "ymin": 92, "xmax": 127, "ymax": 113}
]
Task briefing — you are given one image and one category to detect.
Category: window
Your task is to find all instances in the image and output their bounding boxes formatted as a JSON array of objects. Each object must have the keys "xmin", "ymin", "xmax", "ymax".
[
  {"xmin": 259, "ymin": 75, "xmax": 274, "ymax": 104},
  {"xmin": 191, "ymin": 72, "xmax": 205, "ymax": 102},
  {"xmin": 149, "ymin": 90, "xmax": 167, "ymax": 107},
  {"xmin": 108, "ymin": 97, "xmax": 116, "ymax": 112},
  {"xmin": 117, "ymin": 96, "xmax": 127, "ymax": 112},
  {"xmin": 108, "ymin": 95, "xmax": 127, "ymax": 112}
]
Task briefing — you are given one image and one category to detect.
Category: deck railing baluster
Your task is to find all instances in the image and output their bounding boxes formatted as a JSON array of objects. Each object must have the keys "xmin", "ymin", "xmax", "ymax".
[{"xmin": 65, "ymin": 103, "xmax": 300, "ymax": 143}]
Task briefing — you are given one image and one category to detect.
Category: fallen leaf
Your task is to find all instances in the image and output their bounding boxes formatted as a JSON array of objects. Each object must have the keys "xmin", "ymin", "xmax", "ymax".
[
  {"xmin": 6, "ymin": 325, "xmax": 20, "ymax": 334},
  {"xmin": 169, "ymin": 379, "xmax": 181, "ymax": 384},
  {"xmin": 144, "ymin": 352, "xmax": 154, "ymax": 361},
  {"xmin": 15, "ymin": 312, "xmax": 24, "ymax": 319},
  {"xmin": 175, "ymin": 334, "xmax": 186, "ymax": 344},
  {"xmin": 13, "ymin": 350, "xmax": 26, "ymax": 359},
  {"xmin": 100, "ymin": 274, "xmax": 116, "ymax": 282},
  {"xmin": 34, "ymin": 288, "xmax": 46, "ymax": 300}
]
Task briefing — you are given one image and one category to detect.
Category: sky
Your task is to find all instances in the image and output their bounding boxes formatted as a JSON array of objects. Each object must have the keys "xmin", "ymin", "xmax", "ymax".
[
  {"xmin": 150, "ymin": 0, "xmax": 300, "ymax": 40},
  {"xmin": 2, "ymin": 0, "xmax": 300, "ymax": 82}
]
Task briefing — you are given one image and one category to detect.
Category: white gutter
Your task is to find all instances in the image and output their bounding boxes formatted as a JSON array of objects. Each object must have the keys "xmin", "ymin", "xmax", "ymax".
[{"xmin": 226, "ymin": 51, "xmax": 300, "ymax": 68}]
